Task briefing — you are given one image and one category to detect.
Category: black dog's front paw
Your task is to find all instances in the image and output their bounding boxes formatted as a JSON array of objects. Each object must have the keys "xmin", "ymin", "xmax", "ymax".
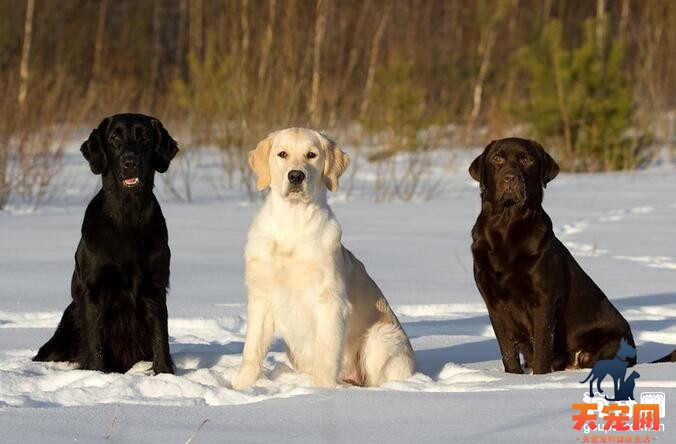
[
  {"xmin": 152, "ymin": 359, "xmax": 175, "ymax": 375},
  {"xmin": 79, "ymin": 358, "xmax": 105, "ymax": 372}
]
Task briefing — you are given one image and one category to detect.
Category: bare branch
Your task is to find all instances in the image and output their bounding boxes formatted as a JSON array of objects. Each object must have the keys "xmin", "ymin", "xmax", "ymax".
[{"xmin": 18, "ymin": 0, "xmax": 35, "ymax": 108}]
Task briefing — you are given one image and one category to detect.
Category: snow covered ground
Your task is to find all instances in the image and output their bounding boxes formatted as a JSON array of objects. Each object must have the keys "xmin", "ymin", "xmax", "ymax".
[{"xmin": 1, "ymin": 144, "xmax": 675, "ymax": 443}]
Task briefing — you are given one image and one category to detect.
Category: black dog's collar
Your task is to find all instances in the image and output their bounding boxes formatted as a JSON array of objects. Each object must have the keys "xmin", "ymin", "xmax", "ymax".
[{"xmin": 615, "ymin": 354, "xmax": 627, "ymax": 362}]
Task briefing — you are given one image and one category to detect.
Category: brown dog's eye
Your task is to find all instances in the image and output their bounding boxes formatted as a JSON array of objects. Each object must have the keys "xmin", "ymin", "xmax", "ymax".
[
  {"xmin": 520, "ymin": 155, "xmax": 532, "ymax": 165},
  {"xmin": 492, "ymin": 155, "xmax": 504, "ymax": 165},
  {"xmin": 306, "ymin": 152, "xmax": 317, "ymax": 159},
  {"xmin": 277, "ymin": 151, "xmax": 288, "ymax": 159}
]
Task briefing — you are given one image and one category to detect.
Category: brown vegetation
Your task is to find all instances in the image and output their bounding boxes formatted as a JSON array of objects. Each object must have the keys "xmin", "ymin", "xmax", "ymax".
[{"xmin": 0, "ymin": 0, "xmax": 674, "ymax": 206}]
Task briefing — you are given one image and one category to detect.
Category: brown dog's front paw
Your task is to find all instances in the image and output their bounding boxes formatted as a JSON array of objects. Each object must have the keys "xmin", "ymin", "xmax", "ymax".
[
  {"xmin": 531, "ymin": 365, "xmax": 551, "ymax": 375},
  {"xmin": 551, "ymin": 354, "xmax": 569, "ymax": 371},
  {"xmin": 502, "ymin": 353, "xmax": 524, "ymax": 373},
  {"xmin": 503, "ymin": 363, "xmax": 524, "ymax": 374},
  {"xmin": 531, "ymin": 356, "xmax": 553, "ymax": 374}
]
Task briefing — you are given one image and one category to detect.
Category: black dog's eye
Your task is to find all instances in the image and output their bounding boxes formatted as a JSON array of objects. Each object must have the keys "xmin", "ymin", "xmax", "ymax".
[
  {"xmin": 277, "ymin": 151, "xmax": 288, "ymax": 159},
  {"xmin": 137, "ymin": 129, "xmax": 152, "ymax": 146},
  {"xmin": 306, "ymin": 152, "xmax": 317, "ymax": 159},
  {"xmin": 492, "ymin": 155, "xmax": 505, "ymax": 165},
  {"xmin": 110, "ymin": 134, "xmax": 122, "ymax": 147}
]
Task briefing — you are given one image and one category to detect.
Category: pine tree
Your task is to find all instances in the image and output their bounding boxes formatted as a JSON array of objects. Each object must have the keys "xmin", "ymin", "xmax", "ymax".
[{"xmin": 514, "ymin": 19, "xmax": 638, "ymax": 171}]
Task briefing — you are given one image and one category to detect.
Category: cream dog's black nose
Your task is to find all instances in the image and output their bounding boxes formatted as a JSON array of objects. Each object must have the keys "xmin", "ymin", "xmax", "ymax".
[{"xmin": 288, "ymin": 170, "xmax": 305, "ymax": 185}]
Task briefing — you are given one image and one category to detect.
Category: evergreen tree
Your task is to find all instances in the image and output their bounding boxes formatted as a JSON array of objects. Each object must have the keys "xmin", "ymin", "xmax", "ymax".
[{"xmin": 514, "ymin": 19, "xmax": 638, "ymax": 171}]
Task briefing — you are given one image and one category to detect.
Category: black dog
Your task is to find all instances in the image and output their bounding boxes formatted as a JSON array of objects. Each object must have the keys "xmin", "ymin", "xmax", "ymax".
[
  {"xmin": 469, "ymin": 137, "xmax": 635, "ymax": 374},
  {"xmin": 34, "ymin": 113, "xmax": 178, "ymax": 374}
]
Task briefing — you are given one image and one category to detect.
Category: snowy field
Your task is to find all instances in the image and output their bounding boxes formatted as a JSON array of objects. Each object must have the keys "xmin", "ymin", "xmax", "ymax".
[{"xmin": 1, "ymin": 144, "xmax": 675, "ymax": 443}]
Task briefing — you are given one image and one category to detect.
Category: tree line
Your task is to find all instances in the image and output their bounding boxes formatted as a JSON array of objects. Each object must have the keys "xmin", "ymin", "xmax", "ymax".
[{"xmin": 0, "ymin": 0, "xmax": 674, "ymax": 207}]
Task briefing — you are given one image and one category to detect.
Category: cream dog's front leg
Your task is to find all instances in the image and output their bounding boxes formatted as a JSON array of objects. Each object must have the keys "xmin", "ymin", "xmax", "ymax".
[
  {"xmin": 312, "ymin": 295, "xmax": 350, "ymax": 387},
  {"xmin": 232, "ymin": 297, "xmax": 274, "ymax": 389}
]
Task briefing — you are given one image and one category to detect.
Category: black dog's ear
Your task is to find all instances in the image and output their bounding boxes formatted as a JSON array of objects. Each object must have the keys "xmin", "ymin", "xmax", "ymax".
[
  {"xmin": 469, "ymin": 140, "xmax": 494, "ymax": 184},
  {"xmin": 150, "ymin": 119, "xmax": 179, "ymax": 173},
  {"xmin": 80, "ymin": 118, "xmax": 110, "ymax": 175},
  {"xmin": 531, "ymin": 140, "xmax": 559, "ymax": 188}
]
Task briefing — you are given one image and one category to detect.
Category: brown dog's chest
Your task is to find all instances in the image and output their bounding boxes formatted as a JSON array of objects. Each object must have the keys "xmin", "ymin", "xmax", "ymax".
[
  {"xmin": 481, "ymin": 259, "xmax": 539, "ymax": 306},
  {"xmin": 472, "ymin": 217, "xmax": 551, "ymax": 308}
]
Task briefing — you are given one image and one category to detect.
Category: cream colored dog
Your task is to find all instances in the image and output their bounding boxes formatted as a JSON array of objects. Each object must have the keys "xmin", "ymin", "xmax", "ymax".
[{"xmin": 231, "ymin": 128, "xmax": 415, "ymax": 389}]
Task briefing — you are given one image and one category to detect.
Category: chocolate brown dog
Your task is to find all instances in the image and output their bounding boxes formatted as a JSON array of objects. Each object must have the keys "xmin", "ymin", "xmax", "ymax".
[{"xmin": 469, "ymin": 137, "xmax": 635, "ymax": 374}]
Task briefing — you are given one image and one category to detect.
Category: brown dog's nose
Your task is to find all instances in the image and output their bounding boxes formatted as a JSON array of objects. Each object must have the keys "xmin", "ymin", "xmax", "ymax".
[
  {"xmin": 288, "ymin": 170, "xmax": 305, "ymax": 185},
  {"xmin": 503, "ymin": 174, "xmax": 517, "ymax": 184}
]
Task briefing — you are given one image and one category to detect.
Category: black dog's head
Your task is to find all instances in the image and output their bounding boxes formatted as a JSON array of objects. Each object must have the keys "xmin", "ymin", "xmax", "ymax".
[
  {"xmin": 80, "ymin": 113, "xmax": 179, "ymax": 192},
  {"xmin": 469, "ymin": 137, "xmax": 559, "ymax": 208}
]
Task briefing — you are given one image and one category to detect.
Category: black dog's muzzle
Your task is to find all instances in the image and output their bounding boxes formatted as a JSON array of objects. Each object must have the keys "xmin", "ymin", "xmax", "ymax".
[{"xmin": 120, "ymin": 153, "xmax": 142, "ymax": 189}]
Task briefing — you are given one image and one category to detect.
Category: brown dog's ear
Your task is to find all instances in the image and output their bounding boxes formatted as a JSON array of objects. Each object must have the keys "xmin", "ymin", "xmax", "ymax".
[
  {"xmin": 319, "ymin": 132, "xmax": 349, "ymax": 192},
  {"xmin": 468, "ymin": 154, "xmax": 483, "ymax": 182},
  {"xmin": 469, "ymin": 140, "xmax": 494, "ymax": 184},
  {"xmin": 80, "ymin": 117, "xmax": 110, "ymax": 175},
  {"xmin": 150, "ymin": 119, "xmax": 179, "ymax": 173},
  {"xmin": 531, "ymin": 140, "xmax": 559, "ymax": 188},
  {"xmin": 249, "ymin": 134, "xmax": 274, "ymax": 191}
]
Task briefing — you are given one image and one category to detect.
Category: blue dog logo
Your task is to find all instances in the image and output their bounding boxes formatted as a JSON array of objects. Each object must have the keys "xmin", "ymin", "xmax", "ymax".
[{"xmin": 580, "ymin": 338, "xmax": 637, "ymax": 399}]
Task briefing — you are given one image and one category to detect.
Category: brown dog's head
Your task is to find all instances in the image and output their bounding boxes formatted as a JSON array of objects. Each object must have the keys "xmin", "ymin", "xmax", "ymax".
[
  {"xmin": 81, "ymin": 113, "xmax": 179, "ymax": 193},
  {"xmin": 469, "ymin": 138, "xmax": 559, "ymax": 207}
]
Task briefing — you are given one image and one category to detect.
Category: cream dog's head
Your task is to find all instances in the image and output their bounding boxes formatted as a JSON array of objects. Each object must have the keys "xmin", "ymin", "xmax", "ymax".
[{"xmin": 249, "ymin": 128, "xmax": 350, "ymax": 202}]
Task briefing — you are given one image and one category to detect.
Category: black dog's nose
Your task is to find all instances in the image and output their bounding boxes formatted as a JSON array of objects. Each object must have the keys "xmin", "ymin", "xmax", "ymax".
[
  {"xmin": 288, "ymin": 170, "xmax": 305, "ymax": 185},
  {"xmin": 123, "ymin": 157, "xmax": 138, "ymax": 170}
]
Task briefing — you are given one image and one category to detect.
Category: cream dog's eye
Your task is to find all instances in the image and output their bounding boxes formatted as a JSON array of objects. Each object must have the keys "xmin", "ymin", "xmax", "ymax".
[
  {"xmin": 277, "ymin": 151, "xmax": 288, "ymax": 159},
  {"xmin": 306, "ymin": 152, "xmax": 317, "ymax": 159}
]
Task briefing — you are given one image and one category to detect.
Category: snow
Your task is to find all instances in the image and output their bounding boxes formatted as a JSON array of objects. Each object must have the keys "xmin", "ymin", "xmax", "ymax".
[{"xmin": 1, "ymin": 146, "xmax": 675, "ymax": 442}]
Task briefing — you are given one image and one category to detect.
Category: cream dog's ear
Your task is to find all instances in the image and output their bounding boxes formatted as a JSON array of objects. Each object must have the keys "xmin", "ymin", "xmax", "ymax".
[
  {"xmin": 249, "ymin": 133, "xmax": 274, "ymax": 190},
  {"xmin": 319, "ymin": 132, "xmax": 350, "ymax": 192}
]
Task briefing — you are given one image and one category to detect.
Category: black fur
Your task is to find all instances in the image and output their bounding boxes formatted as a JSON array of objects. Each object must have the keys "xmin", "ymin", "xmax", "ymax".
[
  {"xmin": 469, "ymin": 137, "xmax": 635, "ymax": 374},
  {"xmin": 33, "ymin": 113, "xmax": 178, "ymax": 374}
]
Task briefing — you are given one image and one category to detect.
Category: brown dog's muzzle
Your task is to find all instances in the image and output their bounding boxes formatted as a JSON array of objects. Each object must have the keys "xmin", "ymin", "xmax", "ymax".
[{"xmin": 497, "ymin": 170, "xmax": 526, "ymax": 204}]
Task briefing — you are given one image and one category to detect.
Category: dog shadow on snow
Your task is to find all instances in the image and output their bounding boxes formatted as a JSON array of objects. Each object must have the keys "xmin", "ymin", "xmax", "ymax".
[
  {"xmin": 164, "ymin": 291, "xmax": 674, "ymax": 380},
  {"xmin": 169, "ymin": 339, "xmax": 287, "ymax": 377},
  {"xmin": 401, "ymin": 313, "xmax": 501, "ymax": 378},
  {"xmin": 170, "ymin": 332, "xmax": 498, "ymax": 382},
  {"xmin": 614, "ymin": 292, "xmax": 676, "ymax": 362},
  {"xmin": 403, "ymin": 292, "xmax": 676, "ymax": 378},
  {"xmin": 413, "ymin": 339, "xmax": 501, "ymax": 378}
]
